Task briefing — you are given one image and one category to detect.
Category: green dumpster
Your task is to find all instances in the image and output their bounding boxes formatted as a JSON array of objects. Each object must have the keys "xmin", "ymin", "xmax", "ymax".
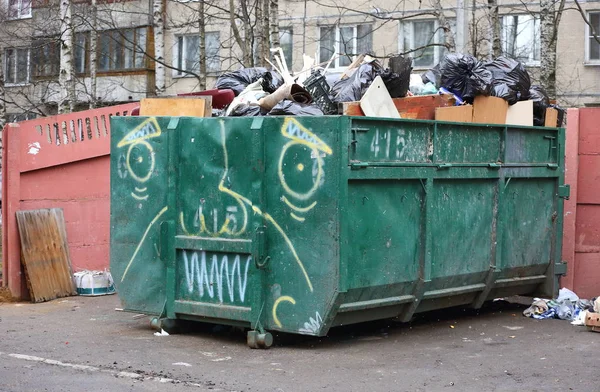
[{"xmin": 110, "ymin": 115, "xmax": 567, "ymax": 348}]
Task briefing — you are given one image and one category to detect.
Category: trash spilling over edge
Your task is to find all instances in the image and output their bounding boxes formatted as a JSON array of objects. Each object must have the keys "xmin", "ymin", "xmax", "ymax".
[{"xmin": 206, "ymin": 50, "xmax": 563, "ymax": 126}]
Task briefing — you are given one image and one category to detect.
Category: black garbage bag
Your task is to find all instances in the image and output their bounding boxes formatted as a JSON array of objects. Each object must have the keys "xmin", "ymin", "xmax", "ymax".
[
  {"xmin": 437, "ymin": 53, "xmax": 493, "ymax": 103},
  {"xmin": 485, "ymin": 56, "xmax": 531, "ymax": 104},
  {"xmin": 422, "ymin": 63, "xmax": 441, "ymax": 87},
  {"xmin": 330, "ymin": 62, "xmax": 380, "ymax": 103},
  {"xmin": 215, "ymin": 67, "xmax": 284, "ymax": 96},
  {"xmin": 227, "ymin": 104, "xmax": 266, "ymax": 117},
  {"xmin": 491, "ymin": 83, "xmax": 519, "ymax": 105},
  {"xmin": 267, "ymin": 100, "xmax": 324, "ymax": 116},
  {"xmin": 386, "ymin": 55, "xmax": 413, "ymax": 98},
  {"xmin": 331, "ymin": 60, "xmax": 412, "ymax": 102},
  {"xmin": 530, "ymin": 85, "xmax": 550, "ymax": 126}
]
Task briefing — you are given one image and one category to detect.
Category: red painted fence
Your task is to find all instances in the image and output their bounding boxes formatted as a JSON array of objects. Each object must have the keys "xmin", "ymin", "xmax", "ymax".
[
  {"xmin": 2, "ymin": 105, "xmax": 599, "ymax": 300},
  {"xmin": 2, "ymin": 103, "xmax": 138, "ymax": 299},
  {"xmin": 562, "ymin": 108, "xmax": 600, "ymax": 299}
]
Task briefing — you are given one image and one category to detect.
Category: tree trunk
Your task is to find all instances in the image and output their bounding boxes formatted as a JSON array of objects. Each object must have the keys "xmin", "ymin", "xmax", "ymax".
[
  {"xmin": 153, "ymin": 0, "xmax": 166, "ymax": 96},
  {"xmin": 488, "ymin": 0, "xmax": 501, "ymax": 58},
  {"xmin": 239, "ymin": 0, "xmax": 254, "ymax": 66},
  {"xmin": 270, "ymin": 0, "xmax": 279, "ymax": 50},
  {"xmin": 262, "ymin": 0, "xmax": 270, "ymax": 64},
  {"xmin": 540, "ymin": 0, "xmax": 556, "ymax": 99},
  {"xmin": 432, "ymin": 0, "xmax": 456, "ymax": 52},
  {"xmin": 89, "ymin": 0, "xmax": 97, "ymax": 108},
  {"xmin": 229, "ymin": 0, "xmax": 250, "ymax": 66},
  {"xmin": 59, "ymin": 0, "xmax": 75, "ymax": 113},
  {"xmin": 0, "ymin": 49, "xmax": 6, "ymax": 144},
  {"xmin": 254, "ymin": 0, "xmax": 263, "ymax": 66},
  {"xmin": 198, "ymin": 0, "xmax": 206, "ymax": 90}
]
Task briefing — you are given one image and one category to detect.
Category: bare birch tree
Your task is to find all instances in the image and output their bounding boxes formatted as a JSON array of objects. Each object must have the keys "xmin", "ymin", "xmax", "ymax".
[
  {"xmin": 89, "ymin": 0, "xmax": 98, "ymax": 108},
  {"xmin": 59, "ymin": 0, "xmax": 75, "ymax": 113},
  {"xmin": 153, "ymin": 0, "xmax": 166, "ymax": 96}
]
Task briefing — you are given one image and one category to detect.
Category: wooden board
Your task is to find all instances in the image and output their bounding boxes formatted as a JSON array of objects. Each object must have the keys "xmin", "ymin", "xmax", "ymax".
[
  {"xmin": 472, "ymin": 96, "xmax": 508, "ymax": 125},
  {"xmin": 505, "ymin": 100, "xmax": 533, "ymax": 126},
  {"xmin": 340, "ymin": 94, "xmax": 455, "ymax": 120},
  {"xmin": 140, "ymin": 97, "xmax": 212, "ymax": 117},
  {"xmin": 545, "ymin": 107, "xmax": 559, "ymax": 127},
  {"xmin": 435, "ymin": 105, "xmax": 473, "ymax": 123},
  {"xmin": 16, "ymin": 208, "xmax": 77, "ymax": 302},
  {"xmin": 359, "ymin": 76, "xmax": 401, "ymax": 119}
]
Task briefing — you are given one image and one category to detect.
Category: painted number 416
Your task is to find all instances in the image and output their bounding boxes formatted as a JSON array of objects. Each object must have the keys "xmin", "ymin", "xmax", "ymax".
[{"xmin": 370, "ymin": 129, "xmax": 406, "ymax": 159}]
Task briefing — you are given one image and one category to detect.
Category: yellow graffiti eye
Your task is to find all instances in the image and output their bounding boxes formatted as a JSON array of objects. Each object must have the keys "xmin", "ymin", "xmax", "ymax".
[
  {"xmin": 137, "ymin": 156, "xmax": 143, "ymax": 163},
  {"xmin": 297, "ymin": 163, "xmax": 304, "ymax": 172}
]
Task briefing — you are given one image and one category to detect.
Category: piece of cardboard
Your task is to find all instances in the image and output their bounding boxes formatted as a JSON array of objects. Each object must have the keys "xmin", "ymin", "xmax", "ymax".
[
  {"xmin": 140, "ymin": 97, "xmax": 212, "ymax": 117},
  {"xmin": 435, "ymin": 105, "xmax": 473, "ymax": 122},
  {"xmin": 340, "ymin": 94, "xmax": 455, "ymax": 119},
  {"xmin": 545, "ymin": 107, "xmax": 559, "ymax": 127},
  {"xmin": 359, "ymin": 76, "xmax": 401, "ymax": 119},
  {"xmin": 505, "ymin": 100, "xmax": 533, "ymax": 126},
  {"xmin": 472, "ymin": 96, "xmax": 509, "ymax": 125}
]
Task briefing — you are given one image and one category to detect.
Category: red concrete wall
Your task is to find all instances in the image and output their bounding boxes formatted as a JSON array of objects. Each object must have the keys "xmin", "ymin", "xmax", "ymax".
[
  {"xmin": 2, "ymin": 104, "xmax": 137, "ymax": 299},
  {"xmin": 563, "ymin": 108, "xmax": 600, "ymax": 299}
]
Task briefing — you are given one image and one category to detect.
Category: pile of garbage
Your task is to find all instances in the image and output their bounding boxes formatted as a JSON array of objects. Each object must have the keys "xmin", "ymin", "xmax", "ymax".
[
  {"xmin": 418, "ymin": 53, "xmax": 563, "ymax": 126},
  {"xmin": 213, "ymin": 53, "xmax": 412, "ymax": 117},
  {"xmin": 211, "ymin": 50, "xmax": 563, "ymax": 126},
  {"xmin": 523, "ymin": 288, "xmax": 600, "ymax": 327}
]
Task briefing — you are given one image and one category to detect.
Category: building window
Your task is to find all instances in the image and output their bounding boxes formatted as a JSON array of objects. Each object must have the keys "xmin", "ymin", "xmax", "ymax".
[
  {"xmin": 98, "ymin": 27, "xmax": 148, "ymax": 72},
  {"xmin": 587, "ymin": 12, "xmax": 600, "ymax": 62},
  {"xmin": 74, "ymin": 33, "xmax": 88, "ymax": 74},
  {"xmin": 400, "ymin": 20, "xmax": 452, "ymax": 69},
  {"xmin": 279, "ymin": 28, "xmax": 293, "ymax": 67},
  {"xmin": 318, "ymin": 24, "xmax": 372, "ymax": 68},
  {"xmin": 502, "ymin": 15, "xmax": 540, "ymax": 65},
  {"xmin": 31, "ymin": 40, "xmax": 59, "ymax": 78},
  {"xmin": 7, "ymin": 112, "xmax": 37, "ymax": 123},
  {"xmin": 7, "ymin": 0, "xmax": 31, "ymax": 20},
  {"xmin": 173, "ymin": 32, "xmax": 220, "ymax": 76},
  {"xmin": 4, "ymin": 48, "xmax": 29, "ymax": 85}
]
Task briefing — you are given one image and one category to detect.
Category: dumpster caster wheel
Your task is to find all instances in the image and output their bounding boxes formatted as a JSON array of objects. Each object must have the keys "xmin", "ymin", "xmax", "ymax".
[
  {"xmin": 150, "ymin": 317, "xmax": 180, "ymax": 334},
  {"xmin": 247, "ymin": 331, "xmax": 273, "ymax": 349}
]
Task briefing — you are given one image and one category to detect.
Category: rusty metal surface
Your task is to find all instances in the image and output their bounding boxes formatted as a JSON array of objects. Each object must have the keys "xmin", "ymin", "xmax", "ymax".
[{"xmin": 16, "ymin": 208, "xmax": 77, "ymax": 302}]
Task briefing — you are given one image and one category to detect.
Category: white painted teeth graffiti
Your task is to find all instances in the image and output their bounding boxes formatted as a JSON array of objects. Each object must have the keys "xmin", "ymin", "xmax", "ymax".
[
  {"xmin": 298, "ymin": 311, "xmax": 323, "ymax": 334},
  {"xmin": 182, "ymin": 250, "xmax": 250, "ymax": 303}
]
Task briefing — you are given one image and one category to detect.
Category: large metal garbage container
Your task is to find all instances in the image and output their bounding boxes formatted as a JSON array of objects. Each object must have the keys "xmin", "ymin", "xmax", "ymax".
[{"xmin": 110, "ymin": 115, "xmax": 567, "ymax": 347}]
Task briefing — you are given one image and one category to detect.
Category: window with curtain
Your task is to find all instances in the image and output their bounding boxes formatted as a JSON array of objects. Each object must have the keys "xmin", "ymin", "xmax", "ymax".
[
  {"xmin": 98, "ymin": 27, "xmax": 148, "ymax": 71},
  {"xmin": 318, "ymin": 24, "xmax": 373, "ymax": 68},
  {"xmin": 174, "ymin": 32, "xmax": 221, "ymax": 76}
]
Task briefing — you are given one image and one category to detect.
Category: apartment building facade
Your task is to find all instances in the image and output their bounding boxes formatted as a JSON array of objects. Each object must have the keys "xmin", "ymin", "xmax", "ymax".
[{"xmin": 1, "ymin": 0, "xmax": 599, "ymax": 121}]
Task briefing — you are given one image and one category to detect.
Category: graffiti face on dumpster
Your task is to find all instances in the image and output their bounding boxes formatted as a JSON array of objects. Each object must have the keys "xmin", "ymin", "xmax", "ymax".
[
  {"xmin": 278, "ymin": 118, "xmax": 332, "ymax": 222},
  {"xmin": 116, "ymin": 117, "xmax": 161, "ymax": 201}
]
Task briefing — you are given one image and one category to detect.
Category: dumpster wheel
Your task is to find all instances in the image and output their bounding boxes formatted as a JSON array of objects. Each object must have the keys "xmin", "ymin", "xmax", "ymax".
[
  {"xmin": 150, "ymin": 317, "xmax": 180, "ymax": 334},
  {"xmin": 247, "ymin": 330, "xmax": 273, "ymax": 349}
]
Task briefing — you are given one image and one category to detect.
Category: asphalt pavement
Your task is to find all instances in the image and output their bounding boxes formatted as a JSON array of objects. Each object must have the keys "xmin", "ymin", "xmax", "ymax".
[{"xmin": 0, "ymin": 295, "xmax": 596, "ymax": 392}]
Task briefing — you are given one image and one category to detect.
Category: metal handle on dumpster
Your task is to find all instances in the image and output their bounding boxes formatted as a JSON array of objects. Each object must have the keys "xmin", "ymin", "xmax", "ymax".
[{"xmin": 253, "ymin": 226, "xmax": 270, "ymax": 269}]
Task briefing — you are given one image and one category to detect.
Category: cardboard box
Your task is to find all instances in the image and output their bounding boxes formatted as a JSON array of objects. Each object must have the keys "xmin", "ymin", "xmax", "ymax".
[
  {"xmin": 545, "ymin": 107, "xmax": 559, "ymax": 127},
  {"xmin": 472, "ymin": 96, "xmax": 508, "ymax": 125},
  {"xmin": 435, "ymin": 105, "xmax": 473, "ymax": 122},
  {"xmin": 505, "ymin": 100, "xmax": 533, "ymax": 126}
]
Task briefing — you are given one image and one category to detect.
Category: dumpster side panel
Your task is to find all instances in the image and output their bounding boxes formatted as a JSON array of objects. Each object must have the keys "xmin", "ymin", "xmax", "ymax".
[
  {"xmin": 173, "ymin": 118, "xmax": 260, "ymax": 323},
  {"xmin": 110, "ymin": 117, "xmax": 172, "ymax": 314},
  {"xmin": 262, "ymin": 117, "xmax": 341, "ymax": 335},
  {"xmin": 346, "ymin": 180, "xmax": 422, "ymax": 290},
  {"xmin": 430, "ymin": 179, "xmax": 496, "ymax": 281}
]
